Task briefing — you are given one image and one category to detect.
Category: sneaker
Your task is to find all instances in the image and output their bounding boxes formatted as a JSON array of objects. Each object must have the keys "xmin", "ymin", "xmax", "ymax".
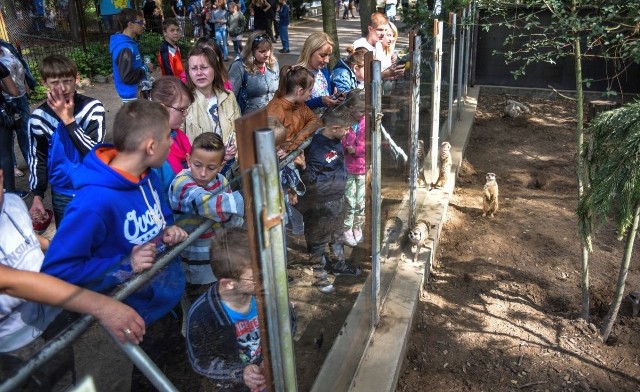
[
  {"xmin": 331, "ymin": 260, "xmax": 361, "ymax": 276},
  {"xmin": 313, "ymin": 275, "xmax": 335, "ymax": 294},
  {"xmin": 353, "ymin": 227, "xmax": 363, "ymax": 243},
  {"xmin": 343, "ymin": 229, "xmax": 357, "ymax": 247}
]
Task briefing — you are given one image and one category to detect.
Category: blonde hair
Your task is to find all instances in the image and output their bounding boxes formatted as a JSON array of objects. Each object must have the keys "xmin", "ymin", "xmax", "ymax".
[
  {"xmin": 295, "ymin": 32, "xmax": 334, "ymax": 69},
  {"xmin": 383, "ymin": 22, "xmax": 398, "ymax": 57},
  {"xmin": 240, "ymin": 30, "xmax": 278, "ymax": 73}
]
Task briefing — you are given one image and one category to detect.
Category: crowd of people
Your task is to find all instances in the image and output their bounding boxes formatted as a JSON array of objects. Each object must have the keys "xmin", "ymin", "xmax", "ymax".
[{"xmin": 0, "ymin": 7, "xmax": 405, "ymax": 391}]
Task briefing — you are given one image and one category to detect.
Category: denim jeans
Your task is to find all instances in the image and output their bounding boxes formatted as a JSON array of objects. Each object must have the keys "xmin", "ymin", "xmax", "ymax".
[
  {"xmin": 215, "ymin": 26, "xmax": 229, "ymax": 59},
  {"xmin": 279, "ymin": 24, "xmax": 289, "ymax": 50},
  {"xmin": 51, "ymin": 191, "xmax": 74, "ymax": 227},
  {"xmin": 232, "ymin": 39, "xmax": 243, "ymax": 57},
  {"xmin": 7, "ymin": 94, "xmax": 31, "ymax": 168}
]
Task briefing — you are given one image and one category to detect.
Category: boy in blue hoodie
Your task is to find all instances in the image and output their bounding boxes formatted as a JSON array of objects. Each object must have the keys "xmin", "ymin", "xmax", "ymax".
[
  {"xmin": 297, "ymin": 108, "xmax": 361, "ymax": 294},
  {"xmin": 110, "ymin": 8, "xmax": 154, "ymax": 103},
  {"xmin": 41, "ymin": 99, "xmax": 188, "ymax": 325}
]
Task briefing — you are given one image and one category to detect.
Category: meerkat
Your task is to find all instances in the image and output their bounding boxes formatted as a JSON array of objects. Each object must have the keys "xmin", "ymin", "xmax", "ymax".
[
  {"xmin": 408, "ymin": 220, "xmax": 431, "ymax": 261},
  {"xmin": 417, "ymin": 139, "xmax": 427, "ymax": 187},
  {"xmin": 431, "ymin": 142, "xmax": 452, "ymax": 189},
  {"xmin": 623, "ymin": 291, "xmax": 640, "ymax": 317},
  {"xmin": 382, "ymin": 216, "xmax": 403, "ymax": 259},
  {"xmin": 482, "ymin": 173, "xmax": 499, "ymax": 218}
]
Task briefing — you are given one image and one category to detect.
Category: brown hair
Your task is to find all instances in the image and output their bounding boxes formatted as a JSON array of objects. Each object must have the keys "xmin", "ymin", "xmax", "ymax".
[
  {"xmin": 39, "ymin": 54, "xmax": 78, "ymax": 80},
  {"xmin": 240, "ymin": 31, "xmax": 278, "ymax": 73},
  {"xmin": 117, "ymin": 8, "xmax": 144, "ymax": 31},
  {"xmin": 147, "ymin": 76, "xmax": 194, "ymax": 107},
  {"xmin": 344, "ymin": 46, "xmax": 368, "ymax": 69},
  {"xmin": 209, "ymin": 227, "xmax": 252, "ymax": 279},
  {"xmin": 186, "ymin": 46, "xmax": 228, "ymax": 93},
  {"xmin": 275, "ymin": 65, "xmax": 314, "ymax": 98},
  {"xmin": 195, "ymin": 38, "xmax": 230, "ymax": 83},
  {"xmin": 369, "ymin": 12, "xmax": 388, "ymax": 28},
  {"xmin": 191, "ymin": 132, "xmax": 225, "ymax": 154},
  {"xmin": 113, "ymin": 100, "xmax": 169, "ymax": 153},
  {"xmin": 162, "ymin": 17, "xmax": 179, "ymax": 31}
]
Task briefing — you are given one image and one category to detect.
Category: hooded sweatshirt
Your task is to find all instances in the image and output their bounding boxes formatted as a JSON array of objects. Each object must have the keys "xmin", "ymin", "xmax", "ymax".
[
  {"xmin": 41, "ymin": 145, "xmax": 185, "ymax": 325},
  {"xmin": 110, "ymin": 33, "xmax": 148, "ymax": 100},
  {"xmin": 0, "ymin": 194, "xmax": 60, "ymax": 352},
  {"xmin": 300, "ymin": 129, "xmax": 347, "ymax": 202}
]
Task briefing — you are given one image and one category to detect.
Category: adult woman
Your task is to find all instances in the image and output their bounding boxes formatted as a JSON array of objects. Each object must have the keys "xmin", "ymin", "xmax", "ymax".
[
  {"xmin": 184, "ymin": 46, "xmax": 239, "ymax": 161},
  {"xmin": 228, "ymin": 30, "xmax": 279, "ymax": 115},
  {"xmin": 211, "ymin": 0, "xmax": 230, "ymax": 61},
  {"xmin": 195, "ymin": 37, "xmax": 233, "ymax": 90},
  {"xmin": 295, "ymin": 32, "xmax": 342, "ymax": 114}
]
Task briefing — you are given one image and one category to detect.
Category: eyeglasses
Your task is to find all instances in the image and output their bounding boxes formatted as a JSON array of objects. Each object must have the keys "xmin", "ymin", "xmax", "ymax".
[
  {"xmin": 252, "ymin": 33, "xmax": 271, "ymax": 47},
  {"xmin": 165, "ymin": 104, "xmax": 189, "ymax": 115},
  {"xmin": 131, "ymin": 19, "xmax": 146, "ymax": 25}
]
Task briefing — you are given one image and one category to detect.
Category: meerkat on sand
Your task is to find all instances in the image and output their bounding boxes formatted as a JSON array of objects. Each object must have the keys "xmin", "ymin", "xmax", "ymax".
[
  {"xmin": 432, "ymin": 142, "xmax": 452, "ymax": 189},
  {"xmin": 408, "ymin": 220, "xmax": 431, "ymax": 261},
  {"xmin": 381, "ymin": 216, "xmax": 403, "ymax": 259},
  {"xmin": 482, "ymin": 173, "xmax": 499, "ymax": 218}
]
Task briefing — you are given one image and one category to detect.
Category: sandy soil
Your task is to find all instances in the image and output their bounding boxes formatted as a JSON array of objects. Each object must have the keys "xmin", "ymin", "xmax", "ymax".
[{"xmin": 397, "ymin": 94, "xmax": 640, "ymax": 391}]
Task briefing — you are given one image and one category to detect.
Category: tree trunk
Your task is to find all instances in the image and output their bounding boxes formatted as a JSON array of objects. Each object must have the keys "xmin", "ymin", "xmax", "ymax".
[
  {"xmin": 359, "ymin": 0, "xmax": 375, "ymax": 37},
  {"xmin": 572, "ymin": 1, "xmax": 590, "ymax": 323},
  {"xmin": 601, "ymin": 202, "xmax": 640, "ymax": 342},
  {"xmin": 321, "ymin": 0, "xmax": 341, "ymax": 67}
]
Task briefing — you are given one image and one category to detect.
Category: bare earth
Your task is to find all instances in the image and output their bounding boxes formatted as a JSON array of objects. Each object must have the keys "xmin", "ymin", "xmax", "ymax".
[{"xmin": 397, "ymin": 94, "xmax": 640, "ymax": 391}]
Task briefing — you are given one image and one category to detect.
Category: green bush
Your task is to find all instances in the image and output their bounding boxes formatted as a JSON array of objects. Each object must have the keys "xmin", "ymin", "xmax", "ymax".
[{"xmin": 67, "ymin": 42, "xmax": 112, "ymax": 78}]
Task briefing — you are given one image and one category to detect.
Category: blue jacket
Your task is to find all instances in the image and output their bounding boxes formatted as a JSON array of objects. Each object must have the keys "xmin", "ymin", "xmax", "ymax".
[
  {"xmin": 110, "ymin": 33, "xmax": 147, "ymax": 100},
  {"xmin": 300, "ymin": 129, "xmax": 347, "ymax": 202},
  {"xmin": 305, "ymin": 67, "xmax": 334, "ymax": 110},
  {"xmin": 330, "ymin": 58, "xmax": 356, "ymax": 94},
  {"xmin": 278, "ymin": 4, "xmax": 290, "ymax": 26},
  {"xmin": 42, "ymin": 145, "xmax": 185, "ymax": 325}
]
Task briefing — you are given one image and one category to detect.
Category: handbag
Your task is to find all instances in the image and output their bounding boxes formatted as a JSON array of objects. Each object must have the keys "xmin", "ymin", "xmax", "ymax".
[
  {"xmin": 234, "ymin": 62, "xmax": 249, "ymax": 113},
  {"xmin": 0, "ymin": 100, "xmax": 15, "ymax": 129}
]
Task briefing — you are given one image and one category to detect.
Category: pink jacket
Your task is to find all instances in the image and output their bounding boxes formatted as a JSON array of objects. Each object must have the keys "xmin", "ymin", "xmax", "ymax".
[
  {"xmin": 342, "ymin": 116, "xmax": 366, "ymax": 175},
  {"xmin": 167, "ymin": 129, "xmax": 192, "ymax": 174}
]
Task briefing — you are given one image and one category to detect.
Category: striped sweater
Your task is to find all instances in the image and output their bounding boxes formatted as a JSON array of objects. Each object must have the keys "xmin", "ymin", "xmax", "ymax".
[{"xmin": 28, "ymin": 93, "xmax": 105, "ymax": 198}]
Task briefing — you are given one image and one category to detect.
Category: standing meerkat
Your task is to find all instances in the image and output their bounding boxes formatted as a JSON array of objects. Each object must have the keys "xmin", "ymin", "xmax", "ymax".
[
  {"xmin": 482, "ymin": 173, "xmax": 499, "ymax": 218},
  {"xmin": 416, "ymin": 139, "xmax": 427, "ymax": 187},
  {"xmin": 432, "ymin": 142, "xmax": 452, "ymax": 189}
]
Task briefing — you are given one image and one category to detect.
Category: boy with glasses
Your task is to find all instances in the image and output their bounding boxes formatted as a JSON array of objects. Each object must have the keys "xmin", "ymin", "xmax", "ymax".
[{"xmin": 110, "ymin": 8, "xmax": 154, "ymax": 103}]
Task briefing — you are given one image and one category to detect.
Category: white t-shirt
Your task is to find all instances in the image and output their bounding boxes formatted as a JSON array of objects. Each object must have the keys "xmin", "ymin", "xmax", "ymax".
[
  {"xmin": 0, "ymin": 47, "xmax": 27, "ymax": 98},
  {"xmin": 352, "ymin": 37, "xmax": 386, "ymax": 65}
]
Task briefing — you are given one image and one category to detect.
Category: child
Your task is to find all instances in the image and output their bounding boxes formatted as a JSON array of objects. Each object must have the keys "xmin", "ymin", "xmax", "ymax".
[
  {"xmin": 110, "ymin": 8, "xmax": 154, "ymax": 103},
  {"xmin": 341, "ymin": 89, "xmax": 366, "ymax": 247},
  {"xmin": 158, "ymin": 18, "xmax": 187, "ymax": 83},
  {"xmin": 298, "ymin": 108, "xmax": 361, "ymax": 294},
  {"xmin": 187, "ymin": 227, "xmax": 295, "ymax": 390},
  {"xmin": 227, "ymin": 1, "xmax": 246, "ymax": 60},
  {"xmin": 0, "ymin": 168, "xmax": 144, "ymax": 390},
  {"xmin": 331, "ymin": 46, "xmax": 367, "ymax": 92},
  {"xmin": 169, "ymin": 132, "xmax": 244, "ymax": 290},
  {"xmin": 277, "ymin": 0, "xmax": 290, "ymax": 53},
  {"xmin": 28, "ymin": 54, "xmax": 106, "ymax": 227},
  {"xmin": 41, "ymin": 100, "xmax": 188, "ymax": 325}
]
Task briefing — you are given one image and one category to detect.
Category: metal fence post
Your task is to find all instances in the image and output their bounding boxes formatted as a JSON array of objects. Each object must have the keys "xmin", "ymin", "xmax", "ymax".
[
  {"xmin": 457, "ymin": 7, "xmax": 465, "ymax": 117},
  {"xmin": 408, "ymin": 32, "xmax": 421, "ymax": 230},
  {"xmin": 447, "ymin": 12, "xmax": 457, "ymax": 138},
  {"xmin": 430, "ymin": 20, "xmax": 444, "ymax": 184},
  {"xmin": 463, "ymin": 4, "xmax": 471, "ymax": 97},
  {"xmin": 254, "ymin": 129, "xmax": 298, "ymax": 392},
  {"xmin": 370, "ymin": 59, "xmax": 383, "ymax": 325}
]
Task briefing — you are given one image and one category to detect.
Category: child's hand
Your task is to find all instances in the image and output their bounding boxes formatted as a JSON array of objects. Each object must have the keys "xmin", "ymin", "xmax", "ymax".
[
  {"xmin": 287, "ymin": 188, "xmax": 298, "ymax": 205},
  {"xmin": 130, "ymin": 243, "xmax": 157, "ymax": 273},
  {"xmin": 163, "ymin": 225, "xmax": 188, "ymax": 246},
  {"xmin": 345, "ymin": 145, "xmax": 355, "ymax": 155},
  {"xmin": 293, "ymin": 152, "xmax": 305, "ymax": 170},
  {"xmin": 243, "ymin": 364, "xmax": 266, "ymax": 391},
  {"xmin": 276, "ymin": 147, "xmax": 287, "ymax": 160},
  {"xmin": 225, "ymin": 140, "xmax": 238, "ymax": 162},
  {"xmin": 47, "ymin": 84, "xmax": 75, "ymax": 125}
]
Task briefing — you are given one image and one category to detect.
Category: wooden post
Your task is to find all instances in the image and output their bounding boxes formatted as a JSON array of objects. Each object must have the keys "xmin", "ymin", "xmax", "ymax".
[{"xmin": 588, "ymin": 100, "xmax": 618, "ymax": 124}]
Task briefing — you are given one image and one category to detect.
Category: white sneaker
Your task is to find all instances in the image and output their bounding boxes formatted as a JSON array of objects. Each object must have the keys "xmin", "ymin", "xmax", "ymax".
[
  {"xmin": 353, "ymin": 227, "xmax": 363, "ymax": 243},
  {"xmin": 343, "ymin": 229, "xmax": 358, "ymax": 247}
]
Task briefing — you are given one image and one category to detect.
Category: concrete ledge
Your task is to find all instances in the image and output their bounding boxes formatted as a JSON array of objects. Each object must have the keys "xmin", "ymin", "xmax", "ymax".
[{"xmin": 349, "ymin": 86, "xmax": 479, "ymax": 391}]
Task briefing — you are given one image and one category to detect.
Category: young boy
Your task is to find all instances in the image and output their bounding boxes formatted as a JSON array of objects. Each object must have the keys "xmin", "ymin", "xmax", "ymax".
[
  {"xmin": 158, "ymin": 18, "xmax": 186, "ymax": 83},
  {"xmin": 228, "ymin": 2, "xmax": 246, "ymax": 60},
  {"xmin": 0, "ymin": 168, "xmax": 145, "ymax": 390},
  {"xmin": 110, "ymin": 8, "xmax": 154, "ymax": 103},
  {"xmin": 169, "ymin": 132, "xmax": 244, "ymax": 290},
  {"xmin": 298, "ymin": 109, "xmax": 361, "ymax": 294},
  {"xmin": 187, "ymin": 227, "xmax": 295, "ymax": 391},
  {"xmin": 41, "ymin": 100, "xmax": 188, "ymax": 325},
  {"xmin": 277, "ymin": 0, "xmax": 290, "ymax": 53},
  {"xmin": 28, "ymin": 54, "xmax": 106, "ymax": 227}
]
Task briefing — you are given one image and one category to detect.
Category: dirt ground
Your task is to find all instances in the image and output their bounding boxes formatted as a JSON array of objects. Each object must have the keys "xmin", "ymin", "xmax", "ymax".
[{"xmin": 396, "ymin": 94, "xmax": 640, "ymax": 391}]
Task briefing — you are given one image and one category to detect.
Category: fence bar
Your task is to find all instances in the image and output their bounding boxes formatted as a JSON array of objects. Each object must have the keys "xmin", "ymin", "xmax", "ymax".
[
  {"xmin": 431, "ymin": 20, "xmax": 444, "ymax": 183},
  {"xmin": 278, "ymin": 137, "xmax": 313, "ymax": 169},
  {"xmin": 457, "ymin": 8, "xmax": 465, "ymax": 117},
  {"xmin": 407, "ymin": 32, "xmax": 421, "ymax": 230},
  {"xmin": 447, "ymin": 12, "xmax": 457, "ymax": 138},
  {"xmin": 370, "ymin": 59, "xmax": 383, "ymax": 324},
  {"xmin": 463, "ymin": 4, "xmax": 471, "ymax": 97},
  {"xmin": 0, "ymin": 219, "xmax": 214, "ymax": 392},
  {"xmin": 254, "ymin": 129, "xmax": 298, "ymax": 392},
  {"xmin": 106, "ymin": 332, "xmax": 179, "ymax": 392}
]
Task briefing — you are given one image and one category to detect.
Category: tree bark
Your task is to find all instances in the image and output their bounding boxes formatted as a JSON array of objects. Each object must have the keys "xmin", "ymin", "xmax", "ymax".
[
  {"xmin": 601, "ymin": 202, "xmax": 640, "ymax": 342},
  {"xmin": 359, "ymin": 0, "xmax": 375, "ymax": 37},
  {"xmin": 322, "ymin": 0, "xmax": 341, "ymax": 67}
]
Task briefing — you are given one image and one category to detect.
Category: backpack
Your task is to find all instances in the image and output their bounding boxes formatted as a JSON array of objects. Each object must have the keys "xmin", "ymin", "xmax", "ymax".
[{"xmin": 231, "ymin": 60, "xmax": 248, "ymax": 113}]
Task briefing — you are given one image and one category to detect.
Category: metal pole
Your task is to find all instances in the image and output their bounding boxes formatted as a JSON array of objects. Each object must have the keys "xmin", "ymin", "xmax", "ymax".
[
  {"xmin": 0, "ymin": 220, "xmax": 214, "ymax": 392},
  {"xmin": 105, "ymin": 331, "xmax": 179, "ymax": 392},
  {"xmin": 408, "ymin": 34, "xmax": 421, "ymax": 230},
  {"xmin": 431, "ymin": 20, "xmax": 443, "ymax": 184},
  {"xmin": 371, "ymin": 59, "xmax": 382, "ymax": 325},
  {"xmin": 457, "ymin": 8, "xmax": 465, "ymax": 118},
  {"xmin": 447, "ymin": 13, "xmax": 457, "ymax": 138},
  {"xmin": 463, "ymin": 4, "xmax": 471, "ymax": 97},
  {"xmin": 254, "ymin": 129, "xmax": 298, "ymax": 392}
]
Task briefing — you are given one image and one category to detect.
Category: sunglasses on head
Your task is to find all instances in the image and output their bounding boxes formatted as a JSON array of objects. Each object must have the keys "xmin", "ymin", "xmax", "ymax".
[
  {"xmin": 252, "ymin": 33, "xmax": 271, "ymax": 47},
  {"xmin": 131, "ymin": 19, "xmax": 146, "ymax": 25}
]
